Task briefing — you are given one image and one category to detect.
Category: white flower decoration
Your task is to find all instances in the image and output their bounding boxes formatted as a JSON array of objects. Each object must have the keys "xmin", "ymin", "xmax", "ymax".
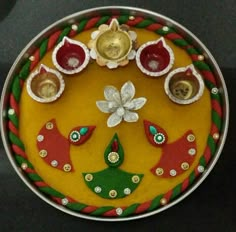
[{"xmin": 96, "ymin": 81, "xmax": 147, "ymax": 127}]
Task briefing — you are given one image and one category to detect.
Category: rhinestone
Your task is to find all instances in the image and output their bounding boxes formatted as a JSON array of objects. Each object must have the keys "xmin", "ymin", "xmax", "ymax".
[
  {"xmin": 198, "ymin": 55, "xmax": 204, "ymax": 61},
  {"xmin": 187, "ymin": 134, "xmax": 195, "ymax": 142},
  {"xmin": 51, "ymin": 160, "xmax": 58, "ymax": 167},
  {"xmin": 198, "ymin": 165, "xmax": 205, "ymax": 173},
  {"xmin": 108, "ymin": 152, "xmax": 120, "ymax": 163},
  {"xmin": 170, "ymin": 169, "xmax": 177, "ymax": 176},
  {"xmin": 29, "ymin": 56, "xmax": 35, "ymax": 61},
  {"xmin": 63, "ymin": 164, "xmax": 72, "ymax": 172},
  {"xmin": 116, "ymin": 207, "xmax": 123, "ymax": 215},
  {"xmin": 129, "ymin": 16, "xmax": 135, "ymax": 20},
  {"xmin": 8, "ymin": 109, "xmax": 15, "ymax": 115},
  {"xmin": 61, "ymin": 198, "xmax": 69, "ymax": 205},
  {"xmin": 70, "ymin": 130, "xmax": 81, "ymax": 142},
  {"xmin": 46, "ymin": 122, "xmax": 54, "ymax": 130},
  {"xmin": 132, "ymin": 175, "xmax": 140, "ymax": 183},
  {"xmin": 160, "ymin": 198, "xmax": 167, "ymax": 205},
  {"xmin": 85, "ymin": 174, "xmax": 93, "ymax": 182},
  {"xmin": 109, "ymin": 190, "xmax": 117, "ymax": 198},
  {"xmin": 213, "ymin": 133, "xmax": 219, "ymax": 140},
  {"xmin": 37, "ymin": 135, "xmax": 44, "ymax": 142},
  {"xmin": 211, "ymin": 87, "xmax": 218, "ymax": 94},
  {"xmin": 155, "ymin": 168, "xmax": 164, "ymax": 176},
  {"xmin": 124, "ymin": 188, "xmax": 131, "ymax": 195},
  {"xmin": 39, "ymin": 149, "xmax": 47, "ymax": 158},
  {"xmin": 21, "ymin": 163, "xmax": 28, "ymax": 170},
  {"xmin": 162, "ymin": 26, "xmax": 169, "ymax": 32},
  {"xmin": 188, "ymin": 148, "xmax": 196, "ymax": 156},
  {"xmin": 181, "ymin": 162, "xmax": 190, "ymax": 170},
  {"xmin": 94, "ymin": 186, "xmax": 102, "ymax": 193},
  {"xmin": 71, "ymin": 24, "xmax": 78, "ymax": 31},
  {"xmin": 154, "ymin": 133, "xmax": 165, "ymax": 144}
]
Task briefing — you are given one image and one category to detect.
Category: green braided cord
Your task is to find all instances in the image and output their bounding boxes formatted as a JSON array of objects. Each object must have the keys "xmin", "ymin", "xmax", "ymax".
[
  {"xmin": 189, "ymin": 171, "xmax": 197, "ymax": 185},
  {"xmin": 39, "ymin": 39, "xmax": 48, "ymax": 59},
  {"xmin": 95, "ymin": 16, "xmax": 110, "ymax": 27},
  {"xmin": 28, "ymin": 173, "xmax": 44, "ymax": 182},
  {"xmin": 19, "ymin": 60, "xmax": 31, "ymax": 80},
  {"xmin": 9, "ymin": 132, "xmax": 25, "ymax": 150},
  {"xmin": 57, "ymin": 26, "xmax": 71, "ymax": 43},
  {"xmin": 170, "ymin": 184, "xmax": 182, "ymax": 201},
  {"xmin": 66, "ymin": 202, "xmax": 87, "ymax": 211},
  {"xmin": 147, "ymin": 194, "xmax": 164, "ymax": 212},
  {"xmin": 39, "ymin": 186, "xmax": 65, "ymax": 198},
  {"xmin": 6, "ymin": 14, "xmax": 223, "ymax": 218},
  {"xmin": 121, "ymin": 203, "xmax": 139, "ymax": 217},
  {"xmin": 15, "ymin": 155, "xmax": 34, "ymax": 169},
  {"xmin": 8, "ymin": 111, "xmax": 19, "ymax": 128},
  {"xmin": 77, "ymin": 19, "xmax": 89, "ymax": 33},
  {"xmin": 11, "ymin": 76, "xmax": 21, "ymax": 102}
]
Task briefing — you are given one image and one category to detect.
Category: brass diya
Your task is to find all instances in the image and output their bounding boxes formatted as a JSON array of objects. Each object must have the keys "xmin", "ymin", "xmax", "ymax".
[
  {"xmin": 26, "ymin": 64, "xmax": 65, "ymax": 103},
  {"xmin": 164, "ymin": 65, "xmax": 205, "ymax": 104},
  {"xmin": 88, "ymin": 18, "xmax": 136, "ymax": 69}
]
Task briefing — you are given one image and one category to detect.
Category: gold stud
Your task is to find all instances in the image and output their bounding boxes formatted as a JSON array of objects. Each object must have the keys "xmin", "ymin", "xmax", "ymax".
[
  {"xmin": 85, "ymin": 174, "xmax": 93, "ymax": 182},
  {"xmin": 46, "ymin": 122, "xmax": 54, "ymax": 130},
  {"xmin": 155, "ymin": 168, "xmax": 164, "ymax": 176},
  {"xmin": 181, "ymin": 162, "xmax": 190, "ymax": 170},
  {"xmin": 109, "ymin": 190, "xmax": 117, "ymax": 198},
  {"xmin": 63, "ymin": 164, "xmax": 72, "ymax": 172},
  {"xmin": 39, "ymin": 149, "xmax": 48, "ymax": 158},
  {"xmin": 187, "ymin": 134, "xmax": 195, "ymax": 142},
  {"xmin": 129, "ymin": 16, "xmax": 135, "ymax": 20},
  {"xmin": 132, "ymin": 175, "xmax": 140, "ymax": 183}
]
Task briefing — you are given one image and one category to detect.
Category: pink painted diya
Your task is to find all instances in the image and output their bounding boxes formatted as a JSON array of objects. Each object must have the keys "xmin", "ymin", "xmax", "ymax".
[
  {"xmin": 136, "ymin": 37, "xmax": 174, "ymax": 77},
  {"xmin": 164, "ymin": 64, "xmax": 205, "ymax": 104},
  {"xmin": 52, "ymin": 37, "xmax": 90, "ymax": 75},
  {"xmin": 26, "ymin": 64, "xmax": 65, "ymax": 103}
]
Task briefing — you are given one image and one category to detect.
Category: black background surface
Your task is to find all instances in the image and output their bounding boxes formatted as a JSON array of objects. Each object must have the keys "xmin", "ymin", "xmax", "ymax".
[{"xmin": 0, "ymin": 1, "xmax": 235, "ymax": 231}]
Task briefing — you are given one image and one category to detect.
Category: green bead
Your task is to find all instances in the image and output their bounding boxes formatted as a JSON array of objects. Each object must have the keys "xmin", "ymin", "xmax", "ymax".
[
  {"xmin": 80, "ymin": 127, "xmax": 88, "ymax": 135},
  {"xmin": 149, "ymin": 126, "xmax": 157, "ymax": 135}
]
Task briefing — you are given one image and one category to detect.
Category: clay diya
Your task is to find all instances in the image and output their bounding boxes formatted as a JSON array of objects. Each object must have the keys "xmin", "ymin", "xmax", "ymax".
[
  {"xmin": 164, "ymin": 64, "xmax": 205, "ymax": 104},
  {"xmin": 26, "ymin": 64, "xmax": 65, "ymax": 103},
  {"xmin": 52, "ymin": 37, "xmax": 90, "ymax": 75},
  {"xmin": 136, "ymin": 37, "xmax": 174, "ymax": 77},
  {"xmin": 88, "ymin": 18, "xmax": 137, "ymax": 69}
]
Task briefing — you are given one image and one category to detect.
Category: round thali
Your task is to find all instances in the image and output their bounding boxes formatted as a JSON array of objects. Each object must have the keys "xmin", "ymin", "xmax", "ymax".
[{"xmin": 0, "ymin": 6, "xmax": 229, "ymax": 221}]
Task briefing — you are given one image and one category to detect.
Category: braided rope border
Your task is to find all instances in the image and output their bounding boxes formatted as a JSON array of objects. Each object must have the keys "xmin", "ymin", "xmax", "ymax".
[{"xmin": 7, "ymin": 15, "xmax": 222, "ymax": 217}]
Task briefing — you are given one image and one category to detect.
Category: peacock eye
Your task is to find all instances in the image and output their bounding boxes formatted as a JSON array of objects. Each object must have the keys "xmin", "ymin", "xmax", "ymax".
[
  {"xmin": 68, "ymin": 126, "xmax": 96, "ymax": 145},
  {"xmin": 143, "ymin": 120, "xmax": 168, "ymax": 147}
]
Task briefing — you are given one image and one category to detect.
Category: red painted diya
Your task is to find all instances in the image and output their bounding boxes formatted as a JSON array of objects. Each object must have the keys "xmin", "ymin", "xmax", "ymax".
[
  {"xmin": 164, "ymin": 64, "xmax": 205, "ymax": 104},
  {"xmin": 26, "ymin": 64, "xmax": 65, "ymax": 103},
  {"xmin": 52, "ymin": 37, "xmax": 90, "ymax": 75},
  {"xmin": 136, "ymin": 37, "xmax": 174, "ymax": 77}
]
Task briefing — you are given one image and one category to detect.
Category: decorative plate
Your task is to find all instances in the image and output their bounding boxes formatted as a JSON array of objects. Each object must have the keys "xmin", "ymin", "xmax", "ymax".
[{"xmin": 0, "ymin": 7, "xmax": 229, "ymax": 221}]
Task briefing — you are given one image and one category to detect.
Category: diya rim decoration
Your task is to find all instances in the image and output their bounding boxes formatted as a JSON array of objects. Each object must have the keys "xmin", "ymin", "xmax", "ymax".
[{"xmin": 0, "ymin": 6, "xmax": 229, "ymax": 222}]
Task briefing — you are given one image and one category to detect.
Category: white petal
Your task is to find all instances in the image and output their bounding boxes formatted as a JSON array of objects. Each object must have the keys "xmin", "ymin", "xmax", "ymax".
[
  {"xmin": 91, "ymin": 30, "xmax": 100, "ymax": 40},
  {"xmin": 104, "ymin": 86, "xmax": 119, "ymax": 101},
  {"xmin": 107, "ymin": 61, "xmax": 118, "ymax": 69},
  {"xmin": 126, "ymin": 97, "xmax": 147, "ymax": 110},
  {"xmin": 121, "ymin": 81, "xmax": 135, "ymax": 103},
  {"xmin": 128, "ymin": 31, "xmax": 137, "ymax": 41},
  {"xmin": 96, "ymin": 101, "xmax": 116, "ymax": 113},
  {"xmin": 123, "ymin": 110, "xmax": 139, "ymax": 122},
  {"xmin": 107, "ymin": 112, "xmax": 122, "ymax": 127},
  {"xmin": 90, "ymin": 49, "xmax": 97, "ymax": 59},
  {"xmin": 128, "ymin": 50, "xmax": 136, "ymax": 60}
]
